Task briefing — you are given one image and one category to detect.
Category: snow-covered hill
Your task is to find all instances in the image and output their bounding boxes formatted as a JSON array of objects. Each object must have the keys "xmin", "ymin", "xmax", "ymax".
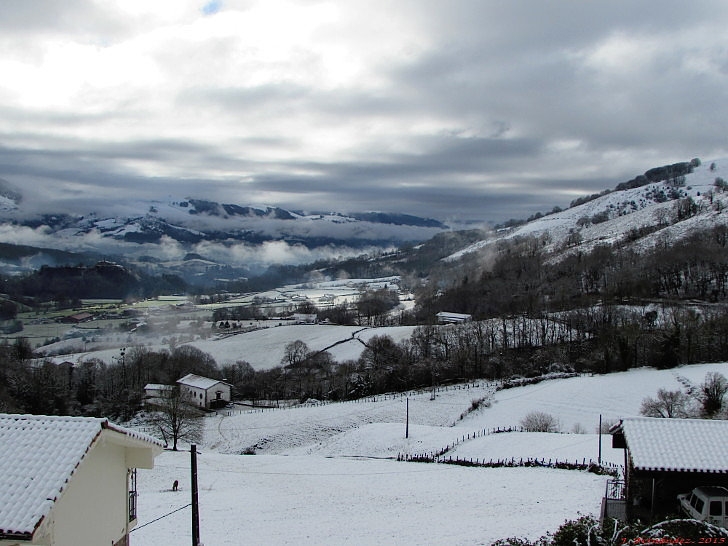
[
  {"xmin": 132, "ymin": 362, "xmax": 728, "ymax": 545},
  {"xmin": 448, "ymin": 158, "xmax": 728, "ymax": 261}
]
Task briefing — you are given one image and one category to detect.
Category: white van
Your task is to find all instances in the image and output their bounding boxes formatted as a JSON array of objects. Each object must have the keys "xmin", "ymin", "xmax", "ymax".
[{"xmin": 678, "ymin": 486, "xmax": 728, "ymax": 527}]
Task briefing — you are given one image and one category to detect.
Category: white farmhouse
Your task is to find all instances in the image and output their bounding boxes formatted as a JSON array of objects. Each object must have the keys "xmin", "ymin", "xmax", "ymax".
[
  {"xmin": 0, "ymin": 413, "xmax": 163, "ymax": 546},
  {"xmin": 177, "ymin": 373, "xmax": 232, "ymax": 409}
]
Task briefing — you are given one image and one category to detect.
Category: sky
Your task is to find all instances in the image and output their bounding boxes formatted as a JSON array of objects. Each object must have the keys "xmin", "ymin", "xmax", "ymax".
[{"xmin": 2, "ymin": 1, "xmax": 728, "ymax": 224}]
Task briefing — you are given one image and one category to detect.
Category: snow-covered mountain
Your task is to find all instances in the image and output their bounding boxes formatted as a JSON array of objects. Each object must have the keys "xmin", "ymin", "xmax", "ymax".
[
  {"xmin": 0, "ymin": 192, "xmax": 450, "ymax": 279},
  {"xmin": 446, "ymin": 158, "xmax": 728, "ymax": 262}
]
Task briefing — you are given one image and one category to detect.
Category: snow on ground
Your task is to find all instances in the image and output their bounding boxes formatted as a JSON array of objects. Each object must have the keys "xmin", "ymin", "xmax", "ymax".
[
  {"xmin": 134, "ymin": 451, "xmax": 606, "ymax": 546},
  {"xmin": 130, "ymin": 362, "xmax": 728, "ymax": 544},
  {"xmin": 206, "ymin": 383, "xmax": 491, "ymax": 454},
  {"xmin": 475, "ymin": 362, "xmax": 728, "ymax": 434},
  {"xmin": 450, "ymin": 432, "xmax": 622, "ymax": 467},
  {"xmin": 447, "ymin": 158, "xmax": 728, "ymax": 262},
  {"xmin": 189, "ymin": 324, "xmax": 417, "ymax": 369},
  {"xmin": 41, "ymin": 323, "xmax": 417, "ymax": 370}
]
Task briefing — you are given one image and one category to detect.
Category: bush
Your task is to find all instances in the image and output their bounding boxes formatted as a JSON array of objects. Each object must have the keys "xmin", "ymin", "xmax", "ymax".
[
  {"xmin": 490, "ymin": 516, "xmax": 728, "ymax": 545},
  {"xmin": 520, "ymin": 411, "xmax": 559, "ymax": 432}
]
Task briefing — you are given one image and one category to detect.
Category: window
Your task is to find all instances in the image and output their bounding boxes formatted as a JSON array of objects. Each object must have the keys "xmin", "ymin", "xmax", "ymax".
[
  {"xmin": 710, "ymin": 500, "xmax": 723, "ymax": 517},
  {"xmin": 695, "ymin": 498, "xmax": 705, "ymax": 514}
]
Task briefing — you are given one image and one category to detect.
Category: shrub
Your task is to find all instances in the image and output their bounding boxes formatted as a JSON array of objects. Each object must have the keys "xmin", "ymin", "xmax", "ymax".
[{"xmin": 520, "ymin": 411, "xmax": 559, "ymax": 432}]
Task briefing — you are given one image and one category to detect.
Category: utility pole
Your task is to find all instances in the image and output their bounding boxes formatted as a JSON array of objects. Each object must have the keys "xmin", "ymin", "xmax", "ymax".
[
  {"xmin": 598, "ymin": 414, "xmax": 602, "ymax": 465},
  {"xmin": 405, "ymin": 397, "xmax": 409, "ymax": 439},
  {"xmin": 191, "ymin": 445, "xmax": 200, "ymax": 546}
]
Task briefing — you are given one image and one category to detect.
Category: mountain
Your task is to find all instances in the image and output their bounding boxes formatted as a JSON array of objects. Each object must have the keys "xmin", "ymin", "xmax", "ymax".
[
  {"xmin": 1, "ymin": 157, "xmax": 725, "ymax": 290},
  {"xmin": 0, "ymin": 195, "xmax": 450, "ymax": 283},
  {"xmin": 0, "ymin": 178, "xmax": 22, "ymax": 211},
  {"xmin": 444, "ymin": 158, "xmax": 727, "ymax": 263}
]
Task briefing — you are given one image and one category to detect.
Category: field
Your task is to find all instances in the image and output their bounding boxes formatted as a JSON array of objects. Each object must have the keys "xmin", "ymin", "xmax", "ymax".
[{"xmin": 131, "ymin": 362, "xmax": 728, "ymax": 545}]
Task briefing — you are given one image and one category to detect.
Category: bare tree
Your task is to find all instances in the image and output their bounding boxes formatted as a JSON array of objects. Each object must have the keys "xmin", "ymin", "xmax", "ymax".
[
  {"xmin": 281, "ymin": 340, "xmax": 310, "ymax": 368},
  {"xmin": 150, "ymin": 387, "xmax": 203, "ymax": 451},
  {"xmin": 520, "ymin": 411, "xmax": 559, "ymax": 432},
  {"xmin": 640, "ymin": 388, "xmax": 691, "ymax": 418}
]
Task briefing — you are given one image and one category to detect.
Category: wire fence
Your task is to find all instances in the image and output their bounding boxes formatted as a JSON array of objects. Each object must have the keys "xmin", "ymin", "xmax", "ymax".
[
  {"xmin": 212, "ymin": 381, "xmax": 490, "ymax": 416},
  {"xmin": 397, "ymin": 425, "xmax": 623, "ymax": 477}
]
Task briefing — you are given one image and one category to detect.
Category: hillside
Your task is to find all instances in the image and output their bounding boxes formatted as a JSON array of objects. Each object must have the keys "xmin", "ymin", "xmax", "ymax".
[
  {"xmin": 131, "ymin": 362, "xmax": 728, "ymax": 545},
  {"xmin": 448, "ymin": 158, "xmax": 726, "ymax": 261}
]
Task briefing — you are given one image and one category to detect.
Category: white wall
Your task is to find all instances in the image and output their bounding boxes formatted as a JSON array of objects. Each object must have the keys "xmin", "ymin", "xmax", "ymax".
[{"xmin": 46, "ymin": 438, "xmax": 130, "ymax": 546}]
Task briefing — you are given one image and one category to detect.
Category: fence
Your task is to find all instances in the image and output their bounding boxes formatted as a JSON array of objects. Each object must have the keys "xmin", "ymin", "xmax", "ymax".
[
  {"xmin": 398, "ymin": 452, "xmax": 621, "ymax": 476},
  {"xmin": 397, "ymin": 425, "xmax": 623, "ymax": 477},
  {"xmin": 213, "ymin": 381, "xmax": 490, "ymax": 417}
]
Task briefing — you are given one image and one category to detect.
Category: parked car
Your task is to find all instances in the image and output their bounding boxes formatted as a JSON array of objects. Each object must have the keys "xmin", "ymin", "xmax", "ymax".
[{"xmin": 678, "ymin": 486, "xmax": 728, "ymax": 527}]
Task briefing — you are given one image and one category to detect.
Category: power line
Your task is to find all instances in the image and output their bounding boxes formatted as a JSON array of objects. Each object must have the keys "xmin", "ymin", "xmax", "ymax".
[{"xmin": 131, "ymin": 503, "xmax": 191, "ymax": 533}]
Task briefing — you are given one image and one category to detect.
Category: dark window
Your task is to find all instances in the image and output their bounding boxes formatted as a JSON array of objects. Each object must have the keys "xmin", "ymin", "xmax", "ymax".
[
  {"xmin": 710, "ymin": 500, "xmax": 722, "ymax": 516},
  {"xmin": 695, "ymin": 498, "xmax": 705, "ymax": 514}
]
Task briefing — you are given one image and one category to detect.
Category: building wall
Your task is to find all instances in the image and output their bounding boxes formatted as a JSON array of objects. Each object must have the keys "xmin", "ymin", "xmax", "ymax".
[
  {"xmin": 182, "ymin": 385, "xmax": 207, "ymax": 407},
  {"xmin": 209, "ymin": 383, "xmax": 231, "ymax": 406},
  {"xmin": 181, "ymin": 383, "xmax": 231, "ymax": 408},
  {"xmin": 46, "ymin": 438, "xmax": 131, "ymax": 546}
]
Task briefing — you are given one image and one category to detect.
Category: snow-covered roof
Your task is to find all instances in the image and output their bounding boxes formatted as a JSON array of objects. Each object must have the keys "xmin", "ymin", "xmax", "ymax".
[
  {"xmin": 177, "ymin": 373, "xmax": 228, "ymax": 390},
  {"xmin": 615, "ymin": 417, "xmax": 728, "ymax": 473},
  {"xmin": 144, "ymin": 383, "xmax": 173, "ymax": 391},
  {"xmin": 436, "ymin": 311, "xmax": 472, "ymax": 322},
  {"xmin": 0, "ymin": 413, "xmax": 163, "ymax": 540}
]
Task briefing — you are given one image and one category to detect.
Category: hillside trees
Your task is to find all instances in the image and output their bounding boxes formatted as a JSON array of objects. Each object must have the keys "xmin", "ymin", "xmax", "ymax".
[{"xmin": 356, "ymin": 288, "xmax": 400, "ymax": 326}]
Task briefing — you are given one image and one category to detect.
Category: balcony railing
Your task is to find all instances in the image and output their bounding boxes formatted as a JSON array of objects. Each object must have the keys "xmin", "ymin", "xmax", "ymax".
[
  {"xmin": 128, "ymin": 469, "xmax": 138, "ymax": 522},
  {"xmin": 601, "ymin": 479, "xmax": 627, "ymax": 522},
  {"xmin": 605, "ymin": 479, "xmax": 626, "ymax": 500}
]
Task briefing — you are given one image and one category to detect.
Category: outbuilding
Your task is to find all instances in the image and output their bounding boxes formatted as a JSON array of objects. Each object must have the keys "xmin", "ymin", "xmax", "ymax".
[
  {"xmin": 606, "ymin": 417, "xmax": 728, "ymax": 523},
  {"xmin": 177, "ymin": 373, "xmax": 232, "ymax": 409},
  {"xmin": 0, "ymin": 413, "xmax": 163, "ymax": 546},
  {"xmin": 436, "ymin": 311, "xmax": 472, "ymax": 324}
]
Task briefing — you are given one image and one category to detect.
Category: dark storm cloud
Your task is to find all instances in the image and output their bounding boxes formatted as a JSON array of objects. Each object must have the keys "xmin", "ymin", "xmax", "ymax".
[{"xmin": 1, "ymin": 1, "xmax": 728, "ymax": 224}]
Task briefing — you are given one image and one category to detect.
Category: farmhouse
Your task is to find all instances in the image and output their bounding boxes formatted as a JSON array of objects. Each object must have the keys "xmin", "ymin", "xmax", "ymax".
[
  {"xmin": 605, "ymin": 417, "xmax": 728, "ymax": 523},
  {"xmin": 0, "ymin": 413, "xmax": 163, "ymax": 546},
  {"xmin": 436, "ymin": 311, "xmax": 472, "ymax": 324},
  {"xmin": 177, "ymin": 373, "xmax": 232, "ymax": 409}
]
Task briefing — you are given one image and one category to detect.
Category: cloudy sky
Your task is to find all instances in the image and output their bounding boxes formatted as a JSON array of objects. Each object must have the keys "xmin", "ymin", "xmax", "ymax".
[{"xmin": 1, "ymin": 0, "xmax": 728, "ymax": 224}]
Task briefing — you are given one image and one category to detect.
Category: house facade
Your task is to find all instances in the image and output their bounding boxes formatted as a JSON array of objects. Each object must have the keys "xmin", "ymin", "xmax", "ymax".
[
  {"xmin": 607, "ymin": 417, "xmax": 728, "ymax": 523},
  {"xmin": 0, "ymin": 413, "xmax": 163, "ymax": 546},
  {"xmin": 177, "ymin": 373, "xmax": 232, "ymax": 409}
]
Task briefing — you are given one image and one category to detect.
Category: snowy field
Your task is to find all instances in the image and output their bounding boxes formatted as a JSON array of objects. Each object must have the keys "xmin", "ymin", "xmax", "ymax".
[{"xmin": 132, "ymin": 362, "xmax": 728, "ymax": 545}]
